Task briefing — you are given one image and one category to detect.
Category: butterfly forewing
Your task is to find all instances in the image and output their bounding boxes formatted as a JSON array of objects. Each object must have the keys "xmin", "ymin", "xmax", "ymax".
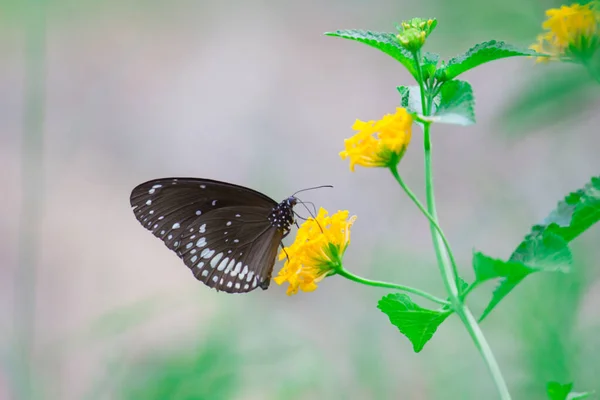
[
  {"xmin": 130, "ymin": 178, "xmax": 278, "ymax": 251},
  {"xmin": 177, "ymin": 206, "xmax": 284, "ymax": 293},
  {"xmin": 129, "ymin": 177, "xmax": 292, "ymax": 294}
]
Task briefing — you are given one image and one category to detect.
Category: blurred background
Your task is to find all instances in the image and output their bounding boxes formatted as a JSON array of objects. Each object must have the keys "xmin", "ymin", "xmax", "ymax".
[{"xmin": 2, "ymin": 0, "xmax": 600, "ymax": 398}]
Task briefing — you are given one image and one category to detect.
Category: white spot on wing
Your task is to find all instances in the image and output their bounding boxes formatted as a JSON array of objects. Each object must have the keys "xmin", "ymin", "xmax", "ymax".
[
  {"xmin": 227, "ymin": 282, "xmax": 233, "ymax": 288},
  {"xmin": 226, "ymin": 221, "xmax": 232, "ymax": 226},
  {"xmin": 212, "ymin": 276, "xmax": 218, "ymax": 282},
  {"xmin": 199, "ymin": 224, "xmax": 206, "ymax": 233},
  {"xmin": 231, "ymin": 261, "xmax": 243, "ymax": 279},
  {"xmin": 211, "ymin": 253, "xmax": 224, "ymax": 268},
  {"xmin": 191, "ymin": 255, "xmax": 198, "ymax": 263},
  {"xmin": 239, "ymin": 264, "xmax": 248, "ymax": 279},
  {"xmin": 235, "ymin": 283, "xmax": 240, "ymax": 289},
  {"xmin": 200, "ymin": 185, "xmax": 206, "ymax": 189},
  {"xmin": 146, "ymin": 200, "xmax": 152, "ymax": 205},
  {"xmin": 196, "ymin": 237, "xmax": 206, "ymax": 247},
  {"xmin": 244, "ymin": 284, "xmax": 249, "ymax": 290},
  {"xmin": 201, "ymin": 269, "xmax": 208, "ymax": 276},
  {"xmin": 217, "ymin": 257, "xmax": 229, "ymax": 271},
  {"xmin": 172, "ymin": 223, "xmax": 180, "ymax": 229},
  {"xmin": 152, "ymin": 184, "xmax": 162, "ymax": 189},
  {"xmin": 195, "ymin": 210, "xmax": 202, "ymax": 216},
  {"xmin": 198, "ymin": 262, "xmax": 205, "ymax": 269}
]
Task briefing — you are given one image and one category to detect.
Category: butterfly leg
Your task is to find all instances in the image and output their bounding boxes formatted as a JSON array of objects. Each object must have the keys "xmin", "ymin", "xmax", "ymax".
[{"xmin": 280, "ymin": 243, "xmax": 291, "ymax": 263}]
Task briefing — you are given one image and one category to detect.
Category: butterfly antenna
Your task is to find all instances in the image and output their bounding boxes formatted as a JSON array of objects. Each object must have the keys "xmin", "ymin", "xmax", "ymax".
[
  {"xmin": 292, "ymin": 184, "xmax": 333, "ymax": 197},
  {"xmin": 294, "ymin": 200, "xmax": 325, "ymax": 233}
]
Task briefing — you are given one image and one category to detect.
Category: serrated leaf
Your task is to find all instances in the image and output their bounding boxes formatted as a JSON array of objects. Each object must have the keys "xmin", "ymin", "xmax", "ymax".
[
  {"xmin": 378, "ymin": 293, "xmax": 451, "ymax": 353},
  {"xmin": 479, "ymin": 232, "xmax": 572, "ymax": 321},
  {"xmin": 472, "ymin": 252, "xmax": 534, "ymax": 283},
  {"xmin": 422, "ymin": 52, "xmax": 439, "ymax": 80},
  {"xmin": 540, "ymin": 176, "xmax": 600, "ymax": 243},
  {"xmin": 480, "ymin": 176, "xmax": 600, "ymax": 321},
  {"xmin": 435, "ymin": 40, "xmax": 540, "ymax": 81},
  {"xmin": 547, "ymin": 381, "xmax": 594, "ymax": 400},
  {"xmin": 397, "ymin": 85, "xmax": 423, "ymax": 114},
  {"xmin": 325, "ymin": 30, "xmax": 421, "ymax": 81},
  {"xmin": 430, "ymin": 80, "xmax": 475, "ymax": 125}
]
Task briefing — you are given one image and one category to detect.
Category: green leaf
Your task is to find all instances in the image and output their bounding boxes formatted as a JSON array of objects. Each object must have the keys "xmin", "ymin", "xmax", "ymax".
[
  {"xmin": 479, "ymin": 232, "xmax": 572, "ymax": 322},
  {"xmin": 472, "ymin": 252, "xmax": 534, "ymax": 283},
  {"xmin": 325, "ymin": 30, "xmax": 421, "ymax": 81},
  {"xmin": 397, "ymin": 85, "xmax": 423, "ymax": 114},
  {"xmin": 547, "ymin": 381, "xmax": 594, "ymax": 400},
  {"xmin": 430, "ymin": 80, "xmax": 476, "ymax": 126},
  {"xmin": 435, "ymin": 40, "xmax": 540, "ymax": 81},
  {"xmin": 422, "ymin": 52, "xmax": 439, "ymax": 80},
  {"xmin": 378, "ymin": 293, "xmax": 451, "ymax": 353},
  {"xmin": 480, "ymin": 176, "xmax": 600, "ymax": 321},
  {"xmin": 539, "ymin": 176, "xmax": 600, "ymax": 243}
]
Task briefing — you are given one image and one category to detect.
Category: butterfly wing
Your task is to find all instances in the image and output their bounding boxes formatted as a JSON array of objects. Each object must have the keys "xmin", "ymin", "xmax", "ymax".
[
  {"xmin": 176, "ymin": 206, "xmax": 284, "ymax": 293},
  {"xmin": 130, "ymin": 178, "xmax": 284, "ymax": 293},
  {"xmin": 129, "ymin": 177, "xmax": 278, "ymax": 251}
]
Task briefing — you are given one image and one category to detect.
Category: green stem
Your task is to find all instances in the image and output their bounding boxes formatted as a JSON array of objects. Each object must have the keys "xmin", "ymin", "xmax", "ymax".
[
  {"xmin": 456, "ymin": 305, "xmax": 512, "ymax": 400},
  {"xmin": 423, "ymin": 124, "xmax": 459, "ymax": 295},
  {"xmin": 336, "ymin": 268, "xmax": 450, "ymax": 307},
  {"xmin": 412, "ymin": 49, "xmax": 511, "ymax": 399},
  {"xmin": 16, "ymin": 2, "xmax": 46, "ymax": 399},
  {"xmin": 389, "ymin": 166, "xmax": 459, "ymax": 282},
  {"xmin": 423, "ymin": 121, "xmax": 511, "ymax": 400},
  {"xmin": 413, "ymin": 50, "xmax": 428, "ymax": 115}
]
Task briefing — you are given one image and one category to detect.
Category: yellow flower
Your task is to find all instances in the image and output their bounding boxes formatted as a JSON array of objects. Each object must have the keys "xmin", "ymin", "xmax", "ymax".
[
  {"xmin": 274, "ymin": 208, "xmax": 357, "ymax": 295},
  {"xmin": 530, "ymin": 2, "xmax": 600, "ymax": 62},
  {"xmin": 339, "ymin": 107, "xmax": 413, "ymax": 171}
]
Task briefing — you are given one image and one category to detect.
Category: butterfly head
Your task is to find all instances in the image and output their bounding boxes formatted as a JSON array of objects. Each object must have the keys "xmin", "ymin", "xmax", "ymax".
[{"xmin": 268, "ymin": 196, "xmax": 298, "ymax": 234}]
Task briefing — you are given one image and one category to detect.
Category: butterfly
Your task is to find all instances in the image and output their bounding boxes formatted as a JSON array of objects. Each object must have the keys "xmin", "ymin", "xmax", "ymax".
[{"xmin": 129, "ymin": 178, "xmax": 329, "ymax": 294}]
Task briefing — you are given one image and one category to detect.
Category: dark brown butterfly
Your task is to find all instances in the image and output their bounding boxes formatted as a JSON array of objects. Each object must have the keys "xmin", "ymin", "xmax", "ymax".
[{"xmin": 130, "ymin": 178, "xmax": 314, "ymax": 293}]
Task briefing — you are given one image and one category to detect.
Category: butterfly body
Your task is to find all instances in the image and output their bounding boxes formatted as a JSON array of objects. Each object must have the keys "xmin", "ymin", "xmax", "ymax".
[{"xmin": 129, "ymin": 178, "xmax": 297, "ymax": 293}]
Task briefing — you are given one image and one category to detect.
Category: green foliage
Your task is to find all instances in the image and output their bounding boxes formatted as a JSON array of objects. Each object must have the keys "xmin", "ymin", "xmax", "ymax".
[
  {"xmin": 480, "ymin": 176, "xmax": 600, "ymax": 321},
  {"xmin": 397, "ymin": 85, "xmax": 423, "ymax": 114},
  {"xmin": 431, "ymin": 80, "xmax": 476, "ymax": 125},
  {"xmin": 324, "ymin": 30, "xmax": 422, "ymax": 81},
  {"xmin": 498, "ymin": 66, "xmax": 600, "ymax": 135},
  {"xmin": 479, "ymin": 232, "xmax": 573, "ymax": 322},
  {"xmin": 117, "ymin": 333, "xmax": 240, "ymax": 400},
  {"xmin": 378, "ymin": 293, "xmax": 451, "ymax": 353},
  {"xmin": 472, "ymin": 252, "xmax": 534, "ymax": 283},
  {"xmin": 398, "ymin": 80, "xmax": 475, "ymax": 125},
  {"xmin": 547, "ymin": 381, "xmax": 594, "ymax": 400},
  {"xmin": 435, "ymin": 40, "xmax": 540, "ymax": 81}
]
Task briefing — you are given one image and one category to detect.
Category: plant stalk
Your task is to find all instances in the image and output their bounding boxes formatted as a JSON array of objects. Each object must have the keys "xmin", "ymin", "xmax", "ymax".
[
  {"xmin": 412, "ymin": 48, "xmax": 511, "ymax": 399},
  {"xmin": 337, "ymin": 268, "xmax": 450, "ymax": 307},
  {"xmin": 15, "ymin": 2, "xmax": 46, "ymax": 399}
]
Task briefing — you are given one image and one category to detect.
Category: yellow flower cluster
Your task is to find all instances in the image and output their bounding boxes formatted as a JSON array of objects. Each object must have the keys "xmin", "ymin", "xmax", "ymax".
[
  {"xmin": 274, "ymin": 208, "xmax": 357, "ymax": 295},
  {"xmin": 531, "ymin": 2, "xmax": 600, "ymax": 61},
  {"xmin": 339, "ymin": 107, "xmax": 413, "ymax": 171}
]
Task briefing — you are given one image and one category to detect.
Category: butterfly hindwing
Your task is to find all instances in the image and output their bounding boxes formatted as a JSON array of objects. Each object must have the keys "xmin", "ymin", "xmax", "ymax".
[{"xmin": 176, "ymin": 206, "xmax": 284, "ymax": 293}]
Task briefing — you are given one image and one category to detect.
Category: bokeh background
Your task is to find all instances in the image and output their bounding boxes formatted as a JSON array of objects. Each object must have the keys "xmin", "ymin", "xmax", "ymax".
[{"xmin": 2, "ymin": 0, "xmax": 600, "ymax": 399}]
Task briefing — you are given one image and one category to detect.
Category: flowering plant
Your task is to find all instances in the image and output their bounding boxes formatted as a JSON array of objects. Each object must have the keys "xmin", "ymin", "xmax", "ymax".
[{"xmin": 275, "ymin": 4, "xmax": 599, "ymax": 400}]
